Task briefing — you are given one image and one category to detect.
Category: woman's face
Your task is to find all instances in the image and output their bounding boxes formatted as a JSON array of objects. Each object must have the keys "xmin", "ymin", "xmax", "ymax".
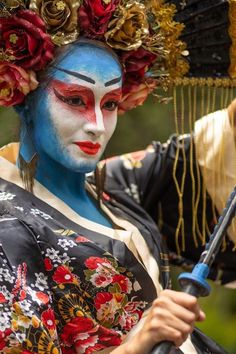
[{"xmin": 32, "ymin": 43, "xmax": 122, "ymax": 173}]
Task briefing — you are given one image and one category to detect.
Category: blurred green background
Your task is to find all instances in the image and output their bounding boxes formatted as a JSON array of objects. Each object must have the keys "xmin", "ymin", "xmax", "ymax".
[{"xmin": 1, "ymin": 93, "xmax": 236, "ymax": 353}]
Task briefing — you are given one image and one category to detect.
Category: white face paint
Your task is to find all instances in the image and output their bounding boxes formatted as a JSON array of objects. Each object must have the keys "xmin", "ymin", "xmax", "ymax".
[{"xmin": 33, "ymin": 43, "xmax": 122, "ymax": 173}]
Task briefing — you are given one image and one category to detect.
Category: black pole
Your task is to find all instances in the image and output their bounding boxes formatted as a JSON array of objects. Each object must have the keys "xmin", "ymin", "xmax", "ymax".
[{"xmin": 150, "ymin": 186, "xmax": 236, "ymax": 354}]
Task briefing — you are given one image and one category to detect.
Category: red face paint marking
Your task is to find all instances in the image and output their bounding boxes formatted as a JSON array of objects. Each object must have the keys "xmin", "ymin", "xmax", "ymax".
[
  {"xmin": 101, "ymin": 88, "xmax": 122, "ymax": 116},
  {"xmin": 74, "ymin": 141, "xmax": 101, "ymax": 155},
  {"xmin": 51, "ymin": 79, "xmax": 96, "ymax": 123}
]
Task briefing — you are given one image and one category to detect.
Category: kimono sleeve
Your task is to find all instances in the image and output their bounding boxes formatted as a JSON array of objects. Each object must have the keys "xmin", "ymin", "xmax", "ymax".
[
  {"xmin": 0, "ymin": 214, "xmax": 61, "ymax": 353},
  {"xmin": 104, "ymin": 135, "xmax": 236, "ymax": 286}
]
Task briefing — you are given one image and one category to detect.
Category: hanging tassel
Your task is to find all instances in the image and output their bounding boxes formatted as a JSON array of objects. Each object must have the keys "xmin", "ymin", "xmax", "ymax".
[{"xmin": 18, "ymin": 153, "xmax": 38, "ymax": 193}]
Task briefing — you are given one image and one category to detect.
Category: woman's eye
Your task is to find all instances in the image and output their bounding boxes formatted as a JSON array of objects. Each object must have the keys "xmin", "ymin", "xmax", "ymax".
[
  {"xmin": 102, "ymin": 101, "xmax": 118, "ymax": 111},
  {"xmin": 54, "ymin": 89, "xmax": 85, "ymax": 107},
  {"xmin": 64, "ymin": 96, "xmax": 85, "ymax": 106}
]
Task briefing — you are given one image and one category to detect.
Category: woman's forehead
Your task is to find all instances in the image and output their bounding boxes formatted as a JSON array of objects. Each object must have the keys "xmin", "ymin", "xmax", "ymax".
[{"xmin": 50, "ymin": 44, "xmax": 122, "ymax": 85}]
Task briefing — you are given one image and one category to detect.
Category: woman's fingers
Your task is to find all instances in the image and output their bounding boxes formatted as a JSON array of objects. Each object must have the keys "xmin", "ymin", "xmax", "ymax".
[
  {"xmin": 126, "ymin": 289, "xmax": 206, "ymax": 354},
  {"xmin": 153, "ymin": 291, "xmax": 205, "ymax": 324}
]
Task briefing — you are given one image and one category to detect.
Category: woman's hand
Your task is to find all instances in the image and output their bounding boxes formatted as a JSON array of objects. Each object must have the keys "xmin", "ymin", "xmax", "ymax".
[{"xmin": 124, "ymin": 289, "xmax": 205, "ymax": 354}]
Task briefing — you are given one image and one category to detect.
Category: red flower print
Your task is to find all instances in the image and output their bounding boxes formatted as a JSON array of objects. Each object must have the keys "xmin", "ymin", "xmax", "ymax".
[
  {"xmin": 102, "ymin": 192, "xmax": 110, "ymax": 201},
  {"xmin": 44, "ymin": 257, "xmax": 53, "ymax": 271},
  {"xmin": 36, "ymin": 291, "xmax": 49, "ymax": 305},
  {"xmin": 94, "ymin": 292, "xmax": 113, "ymax": 310},
  {"xmin": 112, "ymin": 275, "xmax": 132, "ymax": 293},
  {"xmin": 41, "ymin": 308, "xmax": 56, "ymax": 331},
  {"xmin": 90, "ymin": 273, "xmax": 113, "ymax": 288},
  {"xmin": 19, "ymin": 289, "xmax": 27, "ymax": 301},
  {"xmin": 94, "ymin": 292, "xmax": 125, "ymax": 324},
  {"xmin": 75, "ymin": 235, "xmax": 90, "ymax": 243},
  {"xmin": 53, "ymin": 265, "xmax": 79, "ymax": 285},
  {"xmin": 0, "ymin": 328, "xmax": 12, "ymax": 350},
  {"xmin": 0, "ymin": 9, "xmax": 54, "ymax": 71},
  {"xmin": 0, "ymin": 293, "xmax": 6, "ymax": 304},
  {"xmin": 85, "ymin": 257, "xmax": 112, "ymax": 270},
  {"xmin": 61, "ymin": 316, "xmax": 121, "ymax": 353},
  {"xmin": 120, "ymin": 302, "xmax": 144, "ymax": 331}
]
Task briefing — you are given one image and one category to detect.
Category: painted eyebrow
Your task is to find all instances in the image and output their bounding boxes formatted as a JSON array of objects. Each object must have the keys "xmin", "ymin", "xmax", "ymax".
[
  {"xmin": 53, "ymin": 66, "xmax": 96, "ymax": 84},
  {"xmin": 105, "ymin": 76, "xmax": 122, "ymax": 87}
]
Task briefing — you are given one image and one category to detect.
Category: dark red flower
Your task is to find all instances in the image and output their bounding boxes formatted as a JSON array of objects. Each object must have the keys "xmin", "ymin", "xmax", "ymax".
[
  {"xmin": 44, "ymin": 257, "xmax": 53, "ymax": 271},
  {"xmin": 94, "ymin": 292, "xmax": 113, "ymax": 310},
  {"xmin": 85, "ymin": 256, "xmax": 112, "ymax": 270},
  {"xmin": 0, "ymin": 329, "xmax": 12, "ymax": 350},
  {"xmin": 0, "ymin": 61, "xmax": 38, "ymax": 106},
  {"xmin": 0, "ymin": 9, "xmax": 54, "ymax": 71},
  {"xmin": 61, "ymin": 316, "xmax": 121, "ymax": 352},
  {"xmin": 41, "ymin": 308, "xmax": 56, "ymax": 331},
  {"xmin": 52, "ymin": 265, "xmax": 77, "ymax": 284},
  {"xmin": 78, "ymin": 0, "xmax": 120, "ymax": 37},
  {"xmin": 121, "ymin": 47, "xmax": 157, "ymax": 75},
  {"xmin": 112, "ymin": 275, "xmax": 132, "ymax": 293}
]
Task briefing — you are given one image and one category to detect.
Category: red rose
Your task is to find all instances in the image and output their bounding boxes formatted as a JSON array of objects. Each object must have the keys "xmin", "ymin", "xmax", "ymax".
[
  {"xmin": 0, "ymin": 9, "xmax": 54, "ymax": 71},
  {"xmin": 85, "ymin": 256, "xmax": 112, "ymax": 270},
  {"xmin": 0, "ymin": 61, "xmax": 38, "ymax": 106},
  {"xmin": 78, "ymin": 0, "xmax": 120, "ymax": 37},
  {"xmin": 121, "ymin": 47, "xmax": 157, "ymax": 75}
]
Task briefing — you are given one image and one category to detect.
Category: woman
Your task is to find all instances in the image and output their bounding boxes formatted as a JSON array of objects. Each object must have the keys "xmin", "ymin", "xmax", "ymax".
[{"xmin": 0, "ymin": 1, "xmax": 235, "ymax": 354}]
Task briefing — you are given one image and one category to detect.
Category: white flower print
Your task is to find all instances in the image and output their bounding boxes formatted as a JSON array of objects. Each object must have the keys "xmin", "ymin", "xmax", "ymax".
[
  {"xmin": 33, "ymin": 272, "xmax": 49, "ymax": 291},
  {"xmin": 30, "ymin": 208, "xmax": 52, "ymax": 220},
  {"xmin": 45, "ymin": 248, "xmax": 60, "ymax": 260},
  {"xmin": 14, "ymin": 206, "xmax": 24, "ymax": 212},
  {"xmin": 0, "ymin": 285, "xmax": 13, "ymax": 302},
  {"xmin": 15, "ymin": 332, "xmax": 26, "ymax": 342},
  {"xmin": 0, "ymin": 192, "xmax": 15, "ymax": 201},
  {"xmin": 0, "ymin": 311, "xmax": 11, "ymax": 331},
  {"xmin": 124, "ymin": 183, "xmax": 140, "ymax": 204},
  {"xmin": 57, "ymin": 238, "xmax": 77, "ymax": 251},
  {"xmin": 60, "ymin": 252, "xmax": 71, "ymax": 263},
  {"xmin": 0, "ymin": 268, "xmax": 14, "ymax": 284},
  {"xmin": 19, "ymin": 300, "xmax": 34, "ymax": 317}
]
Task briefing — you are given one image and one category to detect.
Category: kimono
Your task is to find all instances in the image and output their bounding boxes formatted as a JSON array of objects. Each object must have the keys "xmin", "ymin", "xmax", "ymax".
[{"xmin": 0, "ymin": 109, "xmax": 234, "ymax": 354}]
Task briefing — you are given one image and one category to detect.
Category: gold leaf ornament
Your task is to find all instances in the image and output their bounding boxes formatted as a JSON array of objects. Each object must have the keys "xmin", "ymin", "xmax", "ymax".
[
  {"xmin": 29, "ymin": 0, "xmax": 80, "ymax": 45},
  {"xmin": 105, "ymin": 1, "xmax": 149, "ymax": 51}
]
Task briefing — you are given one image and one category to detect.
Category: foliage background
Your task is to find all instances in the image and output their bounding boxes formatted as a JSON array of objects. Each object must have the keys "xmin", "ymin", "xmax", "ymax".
[{"xmin": 0, "ymin": 97, "xmax": 236, "ymax": 353}]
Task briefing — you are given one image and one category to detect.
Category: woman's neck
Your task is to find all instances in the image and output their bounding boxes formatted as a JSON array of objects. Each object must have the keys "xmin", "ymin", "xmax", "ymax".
[{"xmin": 35, "ymin": 151, "xmax": 112, "ymax": 227}]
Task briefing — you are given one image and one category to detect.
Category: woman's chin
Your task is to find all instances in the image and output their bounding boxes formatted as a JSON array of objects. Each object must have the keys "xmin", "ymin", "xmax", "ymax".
[{"xmin": 67, "ymin": 158, "xmax": 98, "ymax": 174}]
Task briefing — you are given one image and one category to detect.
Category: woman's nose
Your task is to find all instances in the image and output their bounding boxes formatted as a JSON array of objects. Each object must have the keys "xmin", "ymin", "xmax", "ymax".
[{"xmin": 84, "ymin": 107, "xmax": 105, "ymax": 137}]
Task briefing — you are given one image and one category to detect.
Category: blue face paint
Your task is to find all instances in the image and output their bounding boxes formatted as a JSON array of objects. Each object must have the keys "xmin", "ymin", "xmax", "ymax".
[
  {"xmin": 33, "ymin": 42, "xmax": 122, "ymax": 173},
  {"xmin": 18, "ymin": 42, "xmax": 123, "ymax": 227}
]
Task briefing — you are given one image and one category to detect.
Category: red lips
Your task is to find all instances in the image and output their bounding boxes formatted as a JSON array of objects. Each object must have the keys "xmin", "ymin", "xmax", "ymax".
[{"xmin": 74, "ymin": 141, "xmax": 101, "ymax": 155}]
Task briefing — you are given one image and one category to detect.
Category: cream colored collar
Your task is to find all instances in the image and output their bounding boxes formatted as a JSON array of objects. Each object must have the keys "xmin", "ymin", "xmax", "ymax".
[{"xmin": 194, "ymin": 109, "xmax": 236, "ymax": 246}]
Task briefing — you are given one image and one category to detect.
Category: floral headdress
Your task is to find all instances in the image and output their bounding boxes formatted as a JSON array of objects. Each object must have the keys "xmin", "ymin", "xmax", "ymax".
[{"xmin": 0, "ymin": 0, "xmax": 188, "ymax": 112}]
